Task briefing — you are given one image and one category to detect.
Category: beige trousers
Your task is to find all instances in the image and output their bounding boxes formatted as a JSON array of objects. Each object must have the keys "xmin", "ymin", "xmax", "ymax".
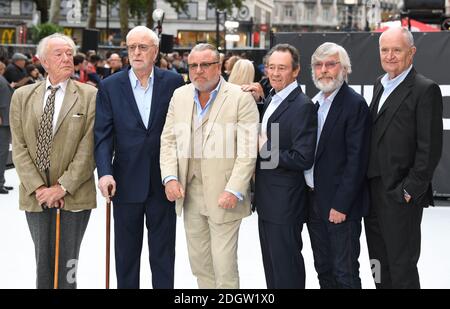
[{"xmin": 183, "ymin": 176, "xmax": 241, "ymax": 289}]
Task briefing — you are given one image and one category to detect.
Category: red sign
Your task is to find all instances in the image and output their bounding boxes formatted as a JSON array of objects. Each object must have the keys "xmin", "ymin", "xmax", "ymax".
[{"xmin": 260, "ymin": 24, "xmax": 268, "ymax": 32}]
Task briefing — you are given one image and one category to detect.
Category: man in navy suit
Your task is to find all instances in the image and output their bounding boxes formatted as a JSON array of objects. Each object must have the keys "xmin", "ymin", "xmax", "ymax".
[
  {"xmin": 253, "ymin": 44, "xmax": 317, "ymax": 289},
  {"xmin": 304, "ymin": 43, "xmax": 371, "ymax": 289},
  {"xmin": 95, "ymin": 26, "xmax": 184, "ymax": 289}
]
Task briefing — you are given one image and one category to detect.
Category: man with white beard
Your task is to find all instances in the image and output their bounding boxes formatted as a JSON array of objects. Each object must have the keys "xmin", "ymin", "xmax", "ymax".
[{"xmin": 304, "ymin": 42, "xmax": 371, "ymax": 288}]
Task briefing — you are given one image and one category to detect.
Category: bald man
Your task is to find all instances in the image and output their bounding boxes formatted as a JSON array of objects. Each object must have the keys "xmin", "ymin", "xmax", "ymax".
[{"xmin": 365, "ymin": 27, "xmax": 443, "ymax": 289}]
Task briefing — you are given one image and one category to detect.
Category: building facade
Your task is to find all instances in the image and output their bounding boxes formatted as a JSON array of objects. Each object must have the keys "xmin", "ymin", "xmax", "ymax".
[
  {"xmin": 272, "ymin": 0, "xmax": 401, "ymax": 32},
  {"xmin": 0, "ymin": 0, "xmax": 275, "ymax": 49}
]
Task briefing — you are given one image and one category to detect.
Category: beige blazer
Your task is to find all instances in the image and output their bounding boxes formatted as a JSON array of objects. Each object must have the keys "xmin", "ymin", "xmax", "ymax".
[
  {"xmin": 160, "ymin": 80, "xmax": 259, "ymax": 224},
  {"xmin": 9, "ymin": 79, "xmax": 97, "ymax": 212}
]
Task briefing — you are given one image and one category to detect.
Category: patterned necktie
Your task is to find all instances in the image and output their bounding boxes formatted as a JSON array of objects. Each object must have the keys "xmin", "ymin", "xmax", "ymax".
[{"xmin": 36, "ymin": 86, "xmax": 60, "ymax": 172}]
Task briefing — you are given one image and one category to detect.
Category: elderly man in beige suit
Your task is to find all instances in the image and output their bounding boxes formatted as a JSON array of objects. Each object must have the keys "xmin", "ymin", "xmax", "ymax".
[
  {"xmin": 10, "ymin": 33, "xmax": 97, "ymax": 289},
  {"xmin": 160, "ymin": 43, "xmax": 259, "ymax": 288}
]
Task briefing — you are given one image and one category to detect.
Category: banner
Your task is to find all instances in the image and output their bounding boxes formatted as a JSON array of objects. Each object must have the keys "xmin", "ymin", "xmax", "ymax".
[{"xmin": 272, "ymin": 32, "xmax": 450, "ymax": 196}]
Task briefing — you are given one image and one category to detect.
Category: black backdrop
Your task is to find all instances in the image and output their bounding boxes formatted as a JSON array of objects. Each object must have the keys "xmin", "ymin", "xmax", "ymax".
[{"xmin": 272, "ymin": 32, "xmax": 450, "ymax": 196}]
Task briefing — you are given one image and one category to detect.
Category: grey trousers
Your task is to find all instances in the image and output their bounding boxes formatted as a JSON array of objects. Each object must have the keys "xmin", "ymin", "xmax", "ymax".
[
  {"xmin": 0, "ymin": 126, "xmax": 10, "ymax": 188},
  {"xmin": 26, "ymin": 209, "xmax": 91, "ymax": 289}
]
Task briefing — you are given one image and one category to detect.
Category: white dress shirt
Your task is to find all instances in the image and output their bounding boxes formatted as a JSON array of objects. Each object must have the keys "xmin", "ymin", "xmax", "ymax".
[
  {"xmin": 378, "ymin": 65, "xmax": 413, "ymax": 113},
  {"xmin": 261, "ymin": 80, "xmax": 298, "ymax": 135},
  {"xmin": 304, "ymin": 85, "xmax": 341, "ymax": 189},
  {"xmin": 43, "ymin": 78, "xmax": 69, "ymax": 133}
]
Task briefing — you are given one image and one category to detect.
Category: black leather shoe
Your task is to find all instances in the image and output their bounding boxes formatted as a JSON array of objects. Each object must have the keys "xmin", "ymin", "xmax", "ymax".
[
  {"xmin": 0, "ymin": 187, "xmax": 9, "ymax": 194},
  {"xmin": 3, "ymin": 186, "xmax": 13, "ymax": 190}
]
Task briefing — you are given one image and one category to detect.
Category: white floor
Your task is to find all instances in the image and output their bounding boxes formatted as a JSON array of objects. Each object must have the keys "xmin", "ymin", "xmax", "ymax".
[{"xmin": 1, "ymin": 168, "xmax": 449, "ymax": 289}]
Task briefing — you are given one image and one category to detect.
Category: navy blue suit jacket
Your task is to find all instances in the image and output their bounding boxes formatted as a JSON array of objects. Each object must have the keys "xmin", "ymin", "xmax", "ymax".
[
  {"xmin": 312, "ymin": 82, "xmax": 371, "ymax": 221},
  {"xmin": 255, "ymin": 86, "xmax": 317, "ymax": 224},
  {"xmin": 94, "ymin": 67, "xmax": 185, "ymax": 204}
]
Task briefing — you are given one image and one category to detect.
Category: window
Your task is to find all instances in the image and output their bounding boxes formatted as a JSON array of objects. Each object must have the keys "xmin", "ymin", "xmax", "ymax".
[
  {"xmin": 206, "ymin": 3, "xmax": 216, "ymax": 20},
  {"xmin": 178, "ymin": 2, "xmax": 198, "ymax": 20},
  {"xmin": 305, "ymin": 4, "xmax": 314, "ymax": 22},
  {"xmin": 0, "ymin": 0, "xmax": 11, "ymax": 16},
  {"xmin": 285, "ymin": 5, "xmax": 294, "ymax": 18},
  {"xmin": 21, "ymin": 0, "xmax": 33, "ymax": 16}
]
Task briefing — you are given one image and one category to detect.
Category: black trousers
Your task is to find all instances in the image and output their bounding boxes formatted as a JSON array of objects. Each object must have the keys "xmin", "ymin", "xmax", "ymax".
[
  {"xmin": 365, "ymin": 177, "xmax": 423, "ymax": 289},
  {"xmin": 113, "ymin": 195, "xmax": 176, "ymax": 289},
  {"xmin": 26, "ymin": 209, "xmax": 91, "ymax": 289},
  {"xmin": 307, "ymin": 190, "xmax": 362, "ymax": 289},
  {"xmin": 0, "ymin": 126, "xmax": 10, "ymax": 188},
  {"xmin": 258, "ymin": 217, "xmax": 305, "ymax": 289}
]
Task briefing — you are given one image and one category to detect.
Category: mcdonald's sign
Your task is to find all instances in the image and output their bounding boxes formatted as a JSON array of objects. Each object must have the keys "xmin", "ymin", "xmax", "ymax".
[{"xmin": 1, "ymin": 28, "xmax": 15, "ymax": 44}]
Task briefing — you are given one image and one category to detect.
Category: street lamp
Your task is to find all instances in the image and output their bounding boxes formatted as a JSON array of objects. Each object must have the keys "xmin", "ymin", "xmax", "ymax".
[
  {"xmin": 344, "ymin": 0, "xmax": 358, "ymax": 31},
  {"xmin": 152, "ymin": 8, "xmax": 165, "ymax": 37}
]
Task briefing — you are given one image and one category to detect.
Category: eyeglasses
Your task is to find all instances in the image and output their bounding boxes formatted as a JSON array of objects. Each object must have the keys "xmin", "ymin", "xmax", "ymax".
[
  {"xmin": 312, "ymin": 61, "xmax": 340, "ymax": 70},
  {"xmin": 188, "ymin": 61, "xmax": 219, "ymax": 71},
  {"xmin": 127, "ymin": 44, "xmax": 155, "ymax": 52}
]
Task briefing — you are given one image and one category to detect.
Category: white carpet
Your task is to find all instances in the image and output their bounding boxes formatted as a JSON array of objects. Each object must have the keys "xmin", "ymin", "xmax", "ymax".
[{"xmin": 1, "ymin": 168, "xmax": 449, "ymax": 289}]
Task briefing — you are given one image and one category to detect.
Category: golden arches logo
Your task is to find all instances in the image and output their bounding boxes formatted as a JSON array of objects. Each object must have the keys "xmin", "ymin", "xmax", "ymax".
[
  {"xmin": 64, "ymin": 28, "xmax": 73, "ymax": 37},
  {"xmin": 1, "ymin": 29, "xmax": 15, "ymax": 44}
]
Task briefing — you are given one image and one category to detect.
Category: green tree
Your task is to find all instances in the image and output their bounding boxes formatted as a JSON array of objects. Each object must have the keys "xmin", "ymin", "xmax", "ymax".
[{"xmin": 30, "ymin": 23, "xmax": 64, "ymax": 44}]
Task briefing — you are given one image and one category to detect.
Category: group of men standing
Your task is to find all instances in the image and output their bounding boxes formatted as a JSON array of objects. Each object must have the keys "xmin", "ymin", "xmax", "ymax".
[{"xmin": 8, "ymin": 25, "xmax": 442, "ymax": 289}]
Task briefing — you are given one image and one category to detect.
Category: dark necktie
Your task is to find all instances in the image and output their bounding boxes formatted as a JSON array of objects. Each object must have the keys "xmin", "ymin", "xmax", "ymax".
[
  {"xmin": 36, "ymin": 86, "xmax": 60, "ymax": 172},
  {"xmin": 315, "ymin": 101, "xmax": 320, "ymax": 112}
]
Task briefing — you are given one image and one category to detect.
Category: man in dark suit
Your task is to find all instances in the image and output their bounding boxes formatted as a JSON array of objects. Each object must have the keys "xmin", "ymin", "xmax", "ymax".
[
  {"xmin": 253, "ymin": 44, "xmax": 317, "ymax": 289},
  {"xmin": 366, "ymin": 27, "xmax": 443, "ymax": 289},
  {"xmin": 95, "ymin": 26, "xmax": 184, "ymax": 289},
  {"xmin": 0, "ymin": 61, "xmax": 14, "ymax": 194},
  {"xmin": 304, "ymin": 42, "xmax": 371, "ymax": 289}
]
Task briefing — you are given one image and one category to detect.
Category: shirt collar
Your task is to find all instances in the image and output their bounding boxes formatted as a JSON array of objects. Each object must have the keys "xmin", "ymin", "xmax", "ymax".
[
  {"xmin": 272, "ymin": 80, "xmax": 298, "ymax": 102},
  {"xmin": 312, "ymin": 83, "xmax": 342, "ymax": 105},
  {"xmin": 129, "ymin": 67, "xmax": 154, "ymax": 90},
  {"xmin": 45, "ymin": 77, "xmax": 69, "ymax": 93},
  {"xmin": 193, "ymin": 76, "xmax": 222, "ymax": 101},
  {"xmin": 381, "ymin": 65, "xmax": 413, "ymax": 88}
]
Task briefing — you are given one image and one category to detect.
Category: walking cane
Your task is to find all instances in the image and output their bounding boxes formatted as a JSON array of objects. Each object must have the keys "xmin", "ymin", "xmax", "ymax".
[
  {"xmin": 106, "ymin": 185, "xmax": 112, "ymax": 289},
  {"xmin": 54, "ymin": 208, "xmax": 61, "ymax": 289}
]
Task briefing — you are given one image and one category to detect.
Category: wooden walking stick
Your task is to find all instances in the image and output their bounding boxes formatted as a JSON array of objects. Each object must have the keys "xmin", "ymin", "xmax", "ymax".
[
  {"xmin": 106, "ymin": 185, "xmax": 112, "ymax": 289},
  {"xmin": 54, "ymin": 208, "xmax": 61, "ymax": 289}
]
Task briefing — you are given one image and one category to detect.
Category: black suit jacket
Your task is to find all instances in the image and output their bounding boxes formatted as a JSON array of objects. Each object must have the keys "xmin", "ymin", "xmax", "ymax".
[
  {"xmin": 312, "ymin": 82, "xmax": 371, "ymax": 221},
  {"xmin": 255, "ymin": 86, "xmax": 317, "ymax": 224},
  {"xmin": 368, "ymin": 67, "xmax": 443, "ymax": 207}
]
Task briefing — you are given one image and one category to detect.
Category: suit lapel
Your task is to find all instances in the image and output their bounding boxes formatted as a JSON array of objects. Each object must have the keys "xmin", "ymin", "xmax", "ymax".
[
  {"xmin": 374, "ymin": 68, "xmax": 415, "ymax": 143},
  {"xmin": 315, "ymin": 83, "xmax": 346, "ymax": 161},
  {"xmin": 370, "ymin": 81, "xmax": 384, "ymax": 118},
  {"xmin": 54, "ymin": 79, "xmax": 78, "ymax": 135},
  {"xmin": 32, "ymin": 81, "xmax": 47, "ymax": 122},
  {"xmin": 147, "ymin": 67, "xmax": 162, "ymax": 130},
  {"xmin": 120, "ymin": 68, "xmax": 147, "ymax": 130},
  {"xmin": 266, "ymin": 86, "xmax": 301, "ymax": 138},
  {"xmin": 202, "ymin": 81, "xmax": 228, "ymax": 149}
]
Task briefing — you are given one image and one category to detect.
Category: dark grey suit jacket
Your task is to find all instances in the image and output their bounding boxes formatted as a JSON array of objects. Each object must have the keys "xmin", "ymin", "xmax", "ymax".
[{"xmin": 0, "ymin": 75, "xmax": 13, "ymax": 126}]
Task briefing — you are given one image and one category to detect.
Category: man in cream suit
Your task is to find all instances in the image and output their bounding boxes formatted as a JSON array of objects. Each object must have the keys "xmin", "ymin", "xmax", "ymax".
[
  {"xmin": 10, "ymin": 33, "xmax": 97, "ymax": 288},
  {"xmin": 160, "ymin": 43, "xmax": 259, "ymax": 288}
]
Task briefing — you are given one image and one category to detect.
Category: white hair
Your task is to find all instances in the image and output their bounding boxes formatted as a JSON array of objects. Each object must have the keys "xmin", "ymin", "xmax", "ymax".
[
  {"xmin": 126, "ymin": 26, "xmax": 159, "ymax": 46},
  {"xmin": 36, "ymin": 33, "xmax": 76, "ymax": 62},
  {"xmin": 311, "ymin": 42, "xmax": 352, "ymax": 77}
]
